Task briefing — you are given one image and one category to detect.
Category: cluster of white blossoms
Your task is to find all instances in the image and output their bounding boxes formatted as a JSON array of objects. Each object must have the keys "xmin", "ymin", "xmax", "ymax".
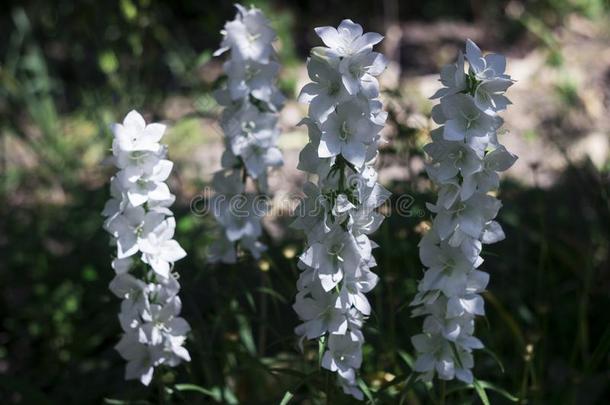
[
  {"xmin": 292, "ymin": 20, "xmax": 390, "ymax": 399},
  {"xmin": 102, "ymin": 111, "xmax": 191, "ymax": 385},
  {"xmin": 209, "ymin": 4, "xmax": 284, "ymax": 263},
  {"xmin": 410, "ymin": 40, "xmax": 517, "ymax": 383}
]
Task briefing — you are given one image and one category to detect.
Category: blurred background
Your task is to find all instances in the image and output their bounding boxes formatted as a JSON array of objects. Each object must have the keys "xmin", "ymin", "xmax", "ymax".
[{"xmin": 1, "ymin": 0, "xmax": 609, "ymax": 403}]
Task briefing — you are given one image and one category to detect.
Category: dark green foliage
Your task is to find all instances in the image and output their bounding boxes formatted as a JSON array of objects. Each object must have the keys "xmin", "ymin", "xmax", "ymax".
[{"xmin": 1, "ymin": 1, "xmax": 609, "ymax": 404}]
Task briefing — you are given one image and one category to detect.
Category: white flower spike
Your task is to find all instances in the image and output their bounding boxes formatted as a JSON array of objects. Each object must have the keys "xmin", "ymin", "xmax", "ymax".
[
  {"xmin": 103, "ymin": 110, "xmax": 190, "ymax": 385},
  {"xmin": 293, "ymin": 19, "xmax": 389, "ymax": 400},
  {"xmin": 411, "ymin": 40, "xmax": 516, "ymax": 384},
  {"xmin": 209, "ymin": 4, "xmax": 284, "ymax": 263}
]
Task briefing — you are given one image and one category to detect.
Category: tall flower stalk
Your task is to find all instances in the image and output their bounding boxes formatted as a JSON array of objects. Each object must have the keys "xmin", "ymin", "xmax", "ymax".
[
  {"xmin": 209, "ymin": 4, "xmax": 284, "ymax": 263},
  {"xmin": 410, "ymin": 40, "xmax": 516, "ymax": 383},
  {"xmin": 102, "ymin": 111, "xmax": 191, "ymax": 385},
  {"xmin": 292, "ymin": 20, "xmax": 389, "ymax": 399}
]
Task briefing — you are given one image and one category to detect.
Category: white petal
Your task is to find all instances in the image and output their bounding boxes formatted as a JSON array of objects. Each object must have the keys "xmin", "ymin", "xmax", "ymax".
[{"xmin": 123, "ymin": 110, "xmax": 146, "ymax": 129}]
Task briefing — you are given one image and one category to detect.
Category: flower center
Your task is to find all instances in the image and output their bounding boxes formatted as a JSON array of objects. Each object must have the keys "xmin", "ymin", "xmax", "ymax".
[
  {"xmin": 461, "ymin": 111, "xmax": 480, "ymax": 129},
  {"xmin": 245, "ymin": 66, "xmax": 260, "ymax": 81},
  {"xmin": 129, "ymin": 151, "xmax": 147, "ymax": 163},
  {"xmin": 328, "ymin": 242, "xmax": 344, "ymax": 256},
  {"xmin": 339, "ymin": 121, "xmax": 350, "ymax": 141},
  {"xmin": 328, "ymin": 81, "xmax": 340, "ymax": 96},
  {"xmin": 247, "ymin": 33, "xmax": 261, "ymax": 43},
  {"xmin": 242, "ymin": 120, "xmax": 256, "ymax": 133}
]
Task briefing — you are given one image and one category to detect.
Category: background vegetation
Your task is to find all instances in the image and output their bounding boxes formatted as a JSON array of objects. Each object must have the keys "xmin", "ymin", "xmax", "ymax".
[{"xmin": 1, "ymin": 0, "xmax": 609, "ymax": 403}]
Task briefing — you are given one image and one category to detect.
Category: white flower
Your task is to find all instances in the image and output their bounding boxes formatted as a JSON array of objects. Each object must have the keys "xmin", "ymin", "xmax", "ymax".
[
  {"xmin": 439, "ymin": 94, "xmax": 499, "ymax": 141},
  {"xmin": 293, "ymin": 280, "xmax": 348, "ymax": 339},
  {"xmin": 102, "ymin": 177, "xmax": 128, "ymax": 223},
  {"xmin": 465, "ymin": 39, "xmax": 510, "ymax": 81},
  {"xmin": 411, "ymin": 332, "xmax": 475, "ymax": 383},
  {"xmin": 318, "ymin": 101, "xmax": 381, "ymax": 167},
  {"xmin": 291, "ymin": 182, "xmax": 332, "ymax": 243},
  {"xmin": 139, "ymin": 217, "xmax": 187, "ymax": 279},
  {"xmin": 112, "ymin": 257, "xmax": 133, "ymax": 274},
  {"xmin": 208, "ymin": 235, "xmax": 237, "ymax": 264},
  {"xmin": 296, "ymin": 118, "xmax": 332, "ymax": 176},
  {"xmin": 211, "ymin": 5, "xmax": 283, "ymax": 262},
  {"xmin": 338, "ymin": 376, "xmax": 364, "ymax": 401},
  {"xmin": 432, "ymin": 193, "xmax": 502, "ymax": 240},
  {"xmin": 223, "ymin": 104, "xmax": 279, "ymax": 145},
  {"xmin": 224, "ymin": 59, "xmax": 280, "ymax": 102},
  {"xmin": 115, "ymin": 332, "xmax": 155, "ymax": 385},
  {"xmin": 424, "ymin": 136, "xmax": 483, "ymax": 182},
  {"xmin": 419, "ymin": 244, "xmax": 480, "ymax": 297},
  {"xmin": 322, "ymin": 332, "xmax": 363, "ymax": 380},
  {"xmin": 461, "ymin": 145, "xmax": 517, "ymax": 199},
  {"xmin": 108, "ymin": 207, "xmax": 165, "ymax": 259},
  {"xmin": 474, "ymin": 79, "xmax": 513, "ymax": 115},
  {"xmin": 411, "ymin": 40, "xmax": 515, "ymax": 384},
  {"xmin": 118, "ymin": 159, "xmax": 173, "ymax": 207},
  {"xmin": 109, "ymin": 273, "xmax": 147, "ymax": 302},
  {"xmin": 232, "ymin": 135, "xmax": 283, "ymax": 178},
  {"xmin": 338, "ymin": 51, "xmax": 387, "ymax": 95},
  {"xmin": 140, "ymin": 297, "xmax": 190, "ymax": 348},
  {"xmin": 212, "ymin": 194, "xmax": 264, "ymax": 243},
  {"xmin": 315, "ymin": 19, "xmax": 383, "ymax": 57},
  {"xmin": 112, "ymin": 110, "xmax": 164, "ymax": 156},
  {"xmin": 298, "ymin": 55, "xmax": 350, "ymax": 123},
  {"xmin": 464, "ymin": 39, "xmax": 514, "ymax": 114},
  {"xmin": 104, "ymin": 110, "xmax": 190, "ymax": 386},
  {"xmin": 336, "ymin": 266, "xmax": 377, "ymax": 315},
  {"xmin": 294, "ymin": 19, "xmax": 387, "ymax": 399},
  {"xmin": 215, "ymin": 4, "xmax": 276, "ymax": 63},
  {"xmin": 431, "ymin": 51, "xmax": 467, "ymax": 99},
  {"xmin": 299, "ymin": 226, "xmax": 362, "ymax": 291},
  {"xmin": 349, "ymin": 181, "xmax": 391, "ymax": 235}
]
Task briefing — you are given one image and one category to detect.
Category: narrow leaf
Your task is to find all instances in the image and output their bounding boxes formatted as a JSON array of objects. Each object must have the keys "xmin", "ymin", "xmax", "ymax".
[
  {"xmin": 279, "ymin": 391, "xmax": 294, "ymax": 405},
  {"xmin": 174, "ymin": 384, "xmax": 220, "ymax": 400},
  {"xmin": 473, "ymin": 380, "xmax": 490, "ymax": 405},
  {"xmin": 482, "ymin": 347, "xmax": 505, "ymax": 373},
  {"xmin": 589, "ymin": 323, "xmax": 610, "ymax": 372},
  {"xmin": 357, "ymin": 378, "xmax": 376, "ymax": 404},
  {"xmin": 476, "ymin": 380, "xmax": 519, "ymax": 402},
  {"xmin": 257, "ymin": 286, "xmax": 288, "ymax": 303}
]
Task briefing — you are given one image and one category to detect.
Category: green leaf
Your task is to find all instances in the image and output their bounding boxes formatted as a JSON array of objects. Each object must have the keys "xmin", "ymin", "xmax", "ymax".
[
  {"xmin": 98, "ymin": 51, "xmax": 119, "ymax": 75},
  {"xmin": 397, "ymin": 350, "xmax": 414, "ymax": 370},
  {"xmin": 473, "ymin": 379, "xmax": 490, "ymax": 405},
  {"xmin": 357, "ymin": 378, "xmax": 376, "ymax": 404},
  {"xmin": 174, "ymin": 384, "xmax": 220, "ymax": 400},
  {"xmin": 318, "ymin": 335, "xmax": 326, "ymax": 368},
  {"xmin": 279, "ymin": 391, "xmax": 294, "ymax": 405},
  {"xmin": 257, "ymin": 286, "xmax": 288, "ymax": 303},
  {"xmin": 236, "ymin": 312, "xmax": 256, "ymax": 355},
  {"xmin": 196, "ymin": 50, "xmax": 212, "ymax": 67},
  {"xmin": 223, "ymin": 387, "xmax": 239, "ymax": 404},
  {"xmin": 269, "ymin": 368, "xmax": 310, "ymax": 378},
  {"xmin": 120, "ymin": 0, "xmax": 138, "ymax": 21},
  {"xmin": 475, "ymin": 380, "xmax": 519, "ymax": 402},
  {"xmin": 482, "ymin": 347, "xmax": 505, "ymax": 374}
]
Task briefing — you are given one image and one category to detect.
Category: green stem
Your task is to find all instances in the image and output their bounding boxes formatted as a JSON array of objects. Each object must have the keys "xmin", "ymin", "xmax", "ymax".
[
  {"xmin": 439, "ymin": 380, "xmax": 446, "ymax": 405},
  {"xmin": 325, "ymin": 370, "xmax": 331, "ymax": 404},
  {"xmin": 157, "ymin": 372, "xmax": 166, "ymax": 405},
  {"xmin": 337, "ymin": 155, "xmax": 346, "ymax": 193}
]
